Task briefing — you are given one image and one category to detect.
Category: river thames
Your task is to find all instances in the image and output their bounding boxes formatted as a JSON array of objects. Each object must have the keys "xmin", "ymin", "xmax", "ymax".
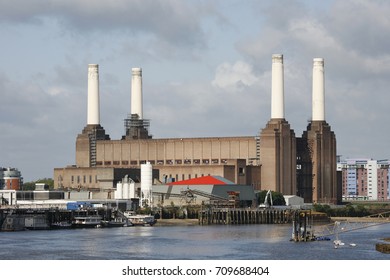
[{"xmin": 0, "ymin": 222, "xmax": 389, "ymax": 260}]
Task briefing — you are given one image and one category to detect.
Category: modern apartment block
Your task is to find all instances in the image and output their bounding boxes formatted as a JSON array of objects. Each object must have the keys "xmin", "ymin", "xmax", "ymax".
[{"xmin": 337, "ymin": 159, "xmax": 389, "ymax": 201}]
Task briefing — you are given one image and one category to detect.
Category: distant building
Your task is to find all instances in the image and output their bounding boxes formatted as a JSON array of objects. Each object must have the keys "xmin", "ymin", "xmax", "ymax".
[
  {"xmin": 337, "ymin": 159, "xmax": 389, "ymax": 201},
  {"xmin": 54, "ymin": 56, "xmax": 340, "ymax": 204},
  {"xmin": 0, "ymin": 167, "xmax": 23, "ymax": 190},
  {"xmin": 152, "ymin": 175, "xmax": 256, "ymax": 207},
  {"xmin": 283, "ymin": 195, "xmax": 304, "ymax": 208}
]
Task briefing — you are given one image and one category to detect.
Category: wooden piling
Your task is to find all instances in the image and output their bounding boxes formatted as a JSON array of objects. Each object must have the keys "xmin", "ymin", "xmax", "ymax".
[{"xmin": 198, "ymin": 208, "xmax": 291, "ymax": 225}]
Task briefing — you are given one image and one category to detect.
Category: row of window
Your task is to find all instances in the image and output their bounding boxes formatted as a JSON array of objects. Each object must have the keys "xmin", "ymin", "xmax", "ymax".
[
  {"xmin": 69, "ymin": 175, "xmax": 98, "ymax": 184},
  {"xmin": 95, "ymin": 159, "xmax": 229, "ymax": 166},
  {"xmin": 164, "ymin": 173, "xmax": 211, "ymax": 182}
]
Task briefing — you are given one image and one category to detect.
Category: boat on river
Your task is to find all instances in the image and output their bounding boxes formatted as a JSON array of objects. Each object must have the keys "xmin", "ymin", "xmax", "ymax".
[
  {"xmin": 51, "ymin": 221, "xmax": 73, "ymax": 229},
  {"xmin": 124, "ymin": 212, "xmax": 156, "ymax": 226},
  {"xmin": 72, "ymin": 215, "xmax": 102, "ymax": 228},
  {"xmin": 100, "ymin": 219, "xmax": 128, "ymax": 227}
]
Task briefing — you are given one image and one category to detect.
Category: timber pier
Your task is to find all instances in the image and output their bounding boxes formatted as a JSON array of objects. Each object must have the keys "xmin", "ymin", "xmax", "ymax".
[{"xmin": 198, "ymin": 207, "xmax": 292, "ymax": 225}]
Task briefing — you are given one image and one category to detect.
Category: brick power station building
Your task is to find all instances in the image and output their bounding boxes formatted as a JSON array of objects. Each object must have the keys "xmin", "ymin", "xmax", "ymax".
[{"xmin": 54, "ymin": 55, "xmax": 341, "ymax": 204}]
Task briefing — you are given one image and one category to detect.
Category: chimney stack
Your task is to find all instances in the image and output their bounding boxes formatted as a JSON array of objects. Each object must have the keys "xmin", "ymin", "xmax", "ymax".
[
  {"xmin": 87, "ymin": 64, "xmax": 100, "ymax": 125},
  {"xmin": 271, "ymin": 54, "xmax": 284, "ymax": 119},
  {"xmin": 312, "ymin": 58, "xmax": 325, "ymax": 121},
  {"xmin": 131, "ymin": 67, "xmax": 143, "ymax": 119}
]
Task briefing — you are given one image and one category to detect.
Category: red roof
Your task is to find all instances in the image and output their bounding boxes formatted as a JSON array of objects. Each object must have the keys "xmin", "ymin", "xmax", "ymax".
[{"xmin": 167, "ymin": 175, "xmax": 231, "ymax": 186}]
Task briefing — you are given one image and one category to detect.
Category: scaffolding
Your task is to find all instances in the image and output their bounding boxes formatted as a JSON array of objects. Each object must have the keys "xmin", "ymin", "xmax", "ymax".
[{"xmin": 123, "ymin": 114, "xmax": 151, "ymax": 140}]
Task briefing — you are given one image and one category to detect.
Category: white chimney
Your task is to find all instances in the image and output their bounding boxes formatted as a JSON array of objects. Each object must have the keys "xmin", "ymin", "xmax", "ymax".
[
  {"xmin": 87, "ymin": 64, "xmax": 100, "ymax": 125},
  {"xmin": 312, "ymin": 58, "xmax": 325, "ymax": 121},
  {"xmin": 131, "ymin": 67, "xmax": 143, "ymax": 119},
  {"xmin": 271, "ymin": 54, "xmax": 284, "ymax": 119}
]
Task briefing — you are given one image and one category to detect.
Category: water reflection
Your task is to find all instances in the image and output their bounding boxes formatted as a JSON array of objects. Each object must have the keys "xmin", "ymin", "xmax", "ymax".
[{"xmin": 0, "ymin": 223, "xmax": 389, "ymax": 260}]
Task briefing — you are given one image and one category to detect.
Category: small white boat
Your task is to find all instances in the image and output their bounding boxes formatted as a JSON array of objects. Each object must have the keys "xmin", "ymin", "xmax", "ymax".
[
  {"xmin": 124, "ymin": 212, "xmax": 156, "ymax": 226},
  {"xmin": 333, "ymin": 239, "xmax": 345, "ymax": 246},
  {"xmin": 72, "ymin": 215, "xmax": 102, "ymax": 228},
  {"xmin": 51, "ymin": 221, "xmax": 72, "ymax": 229}
]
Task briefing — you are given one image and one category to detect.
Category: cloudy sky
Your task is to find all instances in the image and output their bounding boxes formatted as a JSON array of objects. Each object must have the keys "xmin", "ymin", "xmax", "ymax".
[{"xmin": 1, "ymin": 0, "xmax": 390, "ymax": 182}]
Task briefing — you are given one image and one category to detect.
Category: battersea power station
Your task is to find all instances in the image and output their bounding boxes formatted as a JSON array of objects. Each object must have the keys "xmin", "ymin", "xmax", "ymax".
[{"xmin": 54, "ymin": 54, "xmax": 341, "ymax": 204}]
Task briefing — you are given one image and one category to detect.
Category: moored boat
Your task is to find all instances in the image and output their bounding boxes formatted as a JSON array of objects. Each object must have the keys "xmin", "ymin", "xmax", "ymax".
[
  {"xmin": 72, "ymin": 215, "xmax": 102, "ymax": 228},
  {"xmin": 124, "ymin": 212, "xmax": 156, "ymax": 226},
  {"xmin": 51, "ymin": 221, "xmax": 73, "ymax": 229},
  {"xmin": 100, "ymin": 219, "xmax": 128, "ymax": 227},
  {"xmin": 129, "ymin": 215, "xmax": 156, "ymax": 226}
]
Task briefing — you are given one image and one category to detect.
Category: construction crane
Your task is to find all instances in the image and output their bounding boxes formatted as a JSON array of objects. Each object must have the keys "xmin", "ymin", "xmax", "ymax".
[{"xmin": 259, "ymin": 190, "xmax": 273, "ymax": 208}]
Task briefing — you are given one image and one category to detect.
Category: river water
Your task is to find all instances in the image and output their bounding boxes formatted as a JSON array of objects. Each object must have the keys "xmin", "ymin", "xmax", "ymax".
[{"xmin": 0, "ymin": 222, "xmax": 389, "ymax": 260}]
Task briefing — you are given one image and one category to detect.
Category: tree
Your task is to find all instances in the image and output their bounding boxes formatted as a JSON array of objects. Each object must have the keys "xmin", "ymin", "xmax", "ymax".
[
  {"xmin": 22, "ymin": 178, "xmax": 54, "ymax": 190},
  {"xmin": 257, "ymin": 190, "xmax": 286, "ymax": 206}
]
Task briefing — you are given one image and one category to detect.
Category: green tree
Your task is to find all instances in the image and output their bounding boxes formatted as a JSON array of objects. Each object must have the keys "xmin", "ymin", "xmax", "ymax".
[
  {"xmin": 257, "ymin": 190, "xmax": 286, "ymax": 206},
  {"xmin": 22, "ymin": 178, "xmax": 54, "ymax": 190}
]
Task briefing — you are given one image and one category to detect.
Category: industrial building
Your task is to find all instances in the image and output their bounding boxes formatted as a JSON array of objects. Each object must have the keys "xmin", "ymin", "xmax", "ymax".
[
  {"xmin": 0, "ymin": 167, "xmax": 22, "ymax": 190},
  {"xmin": 152, "ymin": 175, "xmax": 256, "ymax": 207},
  {"xmin": 54, "ymin": 54, "xmax": 340, "ymax": 204}
]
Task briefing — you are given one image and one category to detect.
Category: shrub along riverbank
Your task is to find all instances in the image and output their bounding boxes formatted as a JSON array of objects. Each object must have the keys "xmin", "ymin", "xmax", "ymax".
[{"xmin": 313, "ymin": 202, "xmax": 390, "ymax": 218}]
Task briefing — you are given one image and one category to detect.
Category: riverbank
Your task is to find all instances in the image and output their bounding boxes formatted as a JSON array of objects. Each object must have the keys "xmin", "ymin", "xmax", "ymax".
[
  {"xmin": 330, "ymin": 216, "xmax": 390, "ymax": 223},
  {"xmin": 155, "ymin": 216, "xmax": 390, "ymax": 226},
  {"xmin": 154, "ymin": 218, "xmax": 199, "ymax": 226}
]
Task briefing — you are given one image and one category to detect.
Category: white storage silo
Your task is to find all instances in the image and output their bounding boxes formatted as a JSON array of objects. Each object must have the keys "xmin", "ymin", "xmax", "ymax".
[
  {"xmin": 115, "ymin": 181, "xmax": 123, "ymax": 199},
  {"xmin": 140, "ymin": 162, "xmax": 153, "ymax": 207}
]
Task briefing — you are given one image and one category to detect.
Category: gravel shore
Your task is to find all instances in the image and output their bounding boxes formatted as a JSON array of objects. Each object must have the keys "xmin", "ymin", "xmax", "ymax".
[{"xmin": 154, "ymin": 219, "xmax": 199, "ymax": 226}]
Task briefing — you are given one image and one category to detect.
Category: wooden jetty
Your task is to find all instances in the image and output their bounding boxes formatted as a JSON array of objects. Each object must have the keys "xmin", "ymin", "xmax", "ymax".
[{"xmin": 198, "ymin": 207, "xmax": 291, "ymax": 225}]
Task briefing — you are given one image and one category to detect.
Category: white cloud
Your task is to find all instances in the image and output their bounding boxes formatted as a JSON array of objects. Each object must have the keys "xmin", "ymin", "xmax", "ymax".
[
  {"xmin": 212, "ymin": 61, "xmax": 258, "ymax": 91},
  {"xmin": 2, "ymin": 0, "xmax": 390, "ymax": 181}
]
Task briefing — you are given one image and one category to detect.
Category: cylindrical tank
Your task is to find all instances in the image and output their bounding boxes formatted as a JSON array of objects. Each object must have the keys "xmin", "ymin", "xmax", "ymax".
[
  {"xmin": 123, "ymin": 182, "xmax": 130, "ymax": 199},
  {"xmin": 129, "ymin": 181, "xmax": 136, "ymax": 199},
  {"xmin": 115, "ymin": 182, "xmax": 123, "ymax": 199},
  {"xmin": 140, "ymin": 162, "xmax": 153, "ymax": 206}
]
